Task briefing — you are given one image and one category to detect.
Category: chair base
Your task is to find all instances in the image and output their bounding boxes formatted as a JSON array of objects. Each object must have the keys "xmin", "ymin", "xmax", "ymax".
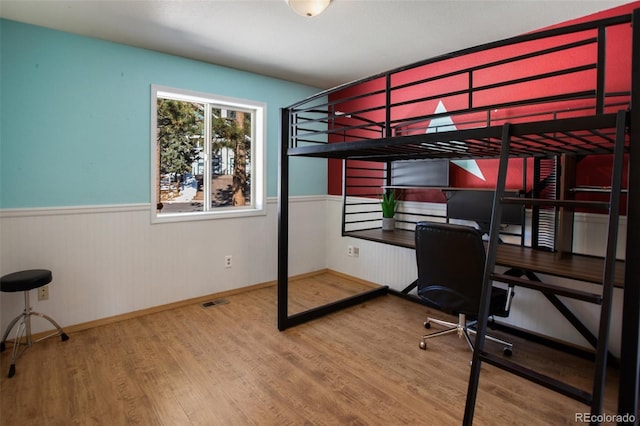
[
  {"xmin": 0, "ymin": 291, "xmax": 69, "ymax": 378},
  {"xmin": 419, "ymin": 313, "xmax": 512, "ymax": 356}
]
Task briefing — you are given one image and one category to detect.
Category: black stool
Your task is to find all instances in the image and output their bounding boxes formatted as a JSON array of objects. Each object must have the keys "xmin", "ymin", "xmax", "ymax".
[{"xmin": 0, "ymin": 269, "xmax": 69, "ymax": 377}]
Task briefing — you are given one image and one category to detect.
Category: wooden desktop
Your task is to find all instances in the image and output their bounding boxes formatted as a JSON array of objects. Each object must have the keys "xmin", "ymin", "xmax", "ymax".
[{"xmin": 344, "ymin": 228, "xmax": 625, "ymax": 288}]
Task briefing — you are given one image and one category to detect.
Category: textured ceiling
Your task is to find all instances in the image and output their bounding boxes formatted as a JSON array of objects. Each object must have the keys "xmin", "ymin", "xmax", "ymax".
[{"xmin": 1, "ymin": 0, "xmax": 632, "ymax": 89}]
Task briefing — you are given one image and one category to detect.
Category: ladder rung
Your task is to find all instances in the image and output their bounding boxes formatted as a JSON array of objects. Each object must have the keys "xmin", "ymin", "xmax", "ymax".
[
  {"xmin": 479, "ymin": 352, "xmax": 593, "ymax": 405},
  {"xmin": 502, "ymin": 197, "xmax": 610, "ymax": 210},
  {"xmin": 491, "ymin": 273, "xmax": 603, "ymax": 304}
]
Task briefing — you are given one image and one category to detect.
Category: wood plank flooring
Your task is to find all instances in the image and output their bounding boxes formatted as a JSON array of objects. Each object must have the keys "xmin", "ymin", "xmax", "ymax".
[{"xmin": 0, "ymin": 272, "xmax": 621, "ymax": 425}]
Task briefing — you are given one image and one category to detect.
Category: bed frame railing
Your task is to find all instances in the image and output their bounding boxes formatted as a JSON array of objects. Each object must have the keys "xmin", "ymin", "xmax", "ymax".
[{"xmin": 286, "ymin": 13, "xmax": 632, "ymax": 151}]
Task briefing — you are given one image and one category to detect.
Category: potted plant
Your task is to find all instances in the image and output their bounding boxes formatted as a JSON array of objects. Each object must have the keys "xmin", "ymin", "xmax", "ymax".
[{"xmin": 381, "ymin": 190, "xmax": 396, "ymax": 231}]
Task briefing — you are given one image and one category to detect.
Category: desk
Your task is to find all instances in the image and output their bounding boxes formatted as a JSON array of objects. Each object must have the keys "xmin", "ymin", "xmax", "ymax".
[
  {"xmin": 344, "ymin": 228, "xmax": 625, "ymax": 288},
  {"xmin": 345, "ymin": 227, "xmax": 624, "ymax": 359}
]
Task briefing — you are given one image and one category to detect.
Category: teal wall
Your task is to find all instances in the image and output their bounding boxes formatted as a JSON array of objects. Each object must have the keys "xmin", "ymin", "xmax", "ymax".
[{"xmin": 0, "ymin": 19, "xmax": 326, "ymax": 208}]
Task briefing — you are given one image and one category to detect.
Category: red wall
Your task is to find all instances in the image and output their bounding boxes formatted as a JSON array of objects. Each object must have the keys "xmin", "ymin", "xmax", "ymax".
[{"xmin": 328, "ymin": 1, "xmax": 638, "ymax": 204}]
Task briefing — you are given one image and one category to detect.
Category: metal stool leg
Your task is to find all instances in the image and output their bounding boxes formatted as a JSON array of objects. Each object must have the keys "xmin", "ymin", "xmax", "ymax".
[
  {"xmin": 30, "ymin": 311, "xmax": 69, "ymax": 343},
  {"xmin": 0, "ymin": 313, "xmax": 25, "ymax": 352},
  {"xmin": 8, "ymin": 321, "xmax": 27, "ymax": 377},
  {"xmin": 1, "ymin": 290, "xmax": 69, "ymax": 377},
  {"xmin": 0, "ymin": 292, "xmax": 32, "ymax": 353}
]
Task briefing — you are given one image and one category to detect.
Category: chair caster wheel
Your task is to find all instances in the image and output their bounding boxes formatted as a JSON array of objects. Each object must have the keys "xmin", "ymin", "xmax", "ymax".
[
  {"xmin": 61, "ymin": 333, "xmax": 69, "ymax": 342},
  {"xmin": 0, "ymin": 341, "xmax": 5, "ymax": 352},
  {"xmin": 8, "ymin": 364, "xmax": 15, "ymax": 378},
  {"xmin": 503, "ymin": 347, "xmax": 513, "ymax": 357},
  {"xmin": 424, "ymin": 321, "xmax": 431, "ymax": 329},
  {"xmin": 419, "ymin": 341, "xmax": 427, "ymax": 350}
]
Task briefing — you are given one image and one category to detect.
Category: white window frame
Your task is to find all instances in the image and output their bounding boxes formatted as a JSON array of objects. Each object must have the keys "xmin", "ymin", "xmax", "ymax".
[{"xmin": 150, "ymin": 85, "xmax": 266, "ymax": 223}]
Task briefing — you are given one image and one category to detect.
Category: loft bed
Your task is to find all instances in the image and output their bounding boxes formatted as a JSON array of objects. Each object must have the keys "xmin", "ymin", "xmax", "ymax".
[{"xmin": 278, "ymin": 9, "xmax": 639, "ymax": 424}]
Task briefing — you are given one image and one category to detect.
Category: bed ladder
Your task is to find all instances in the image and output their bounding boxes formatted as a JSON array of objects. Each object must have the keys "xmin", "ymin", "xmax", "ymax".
[{"xmin": 462, "ymin": 110, "xmax": 628, "ymax": 425}]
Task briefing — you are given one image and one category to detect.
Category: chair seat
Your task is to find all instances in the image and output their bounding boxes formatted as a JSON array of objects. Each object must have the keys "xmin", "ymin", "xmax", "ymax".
[
  {"xmin": 0, "ymin": 269, "xmax": 53, "ymax": 293},
  {"xmin": 418, "ymin": 285, "xmax": 510, "ymax": 318}
]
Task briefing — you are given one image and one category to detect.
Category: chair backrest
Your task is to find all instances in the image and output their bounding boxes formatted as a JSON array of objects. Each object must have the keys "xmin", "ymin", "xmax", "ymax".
[{"xmin": 415, "ymin": 221, "xmax": 486, "ymax": 316}]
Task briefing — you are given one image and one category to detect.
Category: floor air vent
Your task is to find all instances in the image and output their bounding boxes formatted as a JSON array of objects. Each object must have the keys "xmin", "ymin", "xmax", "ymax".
[{"xmin": 201, "ymin": 299, "xmax": 229, "ymax": 308}]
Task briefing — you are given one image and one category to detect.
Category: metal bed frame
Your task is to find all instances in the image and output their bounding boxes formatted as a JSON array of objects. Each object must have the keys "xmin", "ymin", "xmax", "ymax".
[{"xmin": 279, "ymin": 9, "xmax": 639, "ymax": 423}]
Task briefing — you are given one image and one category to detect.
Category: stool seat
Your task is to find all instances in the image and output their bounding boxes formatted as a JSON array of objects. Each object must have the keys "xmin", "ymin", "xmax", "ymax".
[
  {"xmin": 0, "ymin": 269, "xmax": 52, "ymax": 292},
  {"xmin": 0, "ymin": 269, "xmax": 68, "ymax": 378}
]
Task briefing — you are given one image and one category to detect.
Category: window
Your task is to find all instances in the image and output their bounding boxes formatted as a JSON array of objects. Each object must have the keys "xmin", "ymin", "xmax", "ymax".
[{"xmin": 151, "ymin": 85, "xmax": 266, "ymax": 222}]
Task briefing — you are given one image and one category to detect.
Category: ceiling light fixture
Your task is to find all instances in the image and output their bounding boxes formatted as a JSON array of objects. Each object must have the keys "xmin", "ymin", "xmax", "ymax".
[{"xmin": 286, "ymin": 0, "xmax": 333, "ymax": 17}]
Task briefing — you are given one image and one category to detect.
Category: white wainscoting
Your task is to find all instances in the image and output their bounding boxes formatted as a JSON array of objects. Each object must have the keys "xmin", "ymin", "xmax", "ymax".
[
  {"xmin": 2, "ymin": 194, "xmax": 627, "ymax": 357},
  {"xmin": 0, "ymin": 196, "xmax": 327, "ymax": 333},
  {"xmin": 324, "ymin": 196, "xmax": 627, "ymax": 357}
]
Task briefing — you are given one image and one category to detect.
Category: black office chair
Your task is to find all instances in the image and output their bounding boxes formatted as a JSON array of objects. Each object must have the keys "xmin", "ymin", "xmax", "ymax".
[{"xmin": 415, "ymin": 222, "xmax": 513, "ymax": 356}]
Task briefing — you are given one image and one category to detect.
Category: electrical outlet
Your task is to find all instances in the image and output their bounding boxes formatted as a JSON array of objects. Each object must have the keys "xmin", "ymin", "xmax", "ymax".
[
  {"xmin": 38, "ymin": 285, "xmax": 49, "ymax": 301},
  {"xmin": 347, "ymin": 245, "xmax": 354, "ymax": 256},
  {"xmin": 347, "ymin": 246, "xmax": 359, "ymax": 257},
  {"xmin": 224, "ymin": 255, "xmax": 232, "ymax": 268}
]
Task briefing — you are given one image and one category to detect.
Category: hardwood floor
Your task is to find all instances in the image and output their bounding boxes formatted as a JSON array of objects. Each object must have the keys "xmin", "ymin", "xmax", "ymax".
[{"xmin": 0, "ymin": 272, "xmax": 621, "ymax": 425}]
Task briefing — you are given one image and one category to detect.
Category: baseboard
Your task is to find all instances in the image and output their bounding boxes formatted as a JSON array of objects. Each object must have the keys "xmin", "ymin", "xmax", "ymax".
[
  {"xmin": 13, "ymin": 284, "xmax": 264, "ymax": 342},
  {"xmin": 11, "ymin": 269, "xmax": 379, "ymax": 343},
  {"xmin": 11, "ymin": 269, "xmax": 339, "ymax": 342},
  {"xmin": 324, "ymin": 269, "xmax": 382, "ymax": 289}
]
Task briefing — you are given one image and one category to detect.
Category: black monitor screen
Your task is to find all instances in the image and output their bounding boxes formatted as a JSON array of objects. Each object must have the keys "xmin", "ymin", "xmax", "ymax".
[
  {"xmin": 391, "ymin": 159, "xmax": 449, "ymax": 187},
  {"xmin": 446, "ymin": 190, "xmax": 522, "ymax": 227}
]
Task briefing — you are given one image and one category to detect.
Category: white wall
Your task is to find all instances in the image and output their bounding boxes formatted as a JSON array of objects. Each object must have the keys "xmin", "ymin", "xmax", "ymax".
[
  {"xmin": 0, "ymin": 196, "xmax": 327, "ymax": 333},
  {"xmin": 325, "ymin": 196, "xmax": 628, "ymax": 358},
  {"xmin": 2, "ymin": 194, "xmax": 627, "ymax": 358}
]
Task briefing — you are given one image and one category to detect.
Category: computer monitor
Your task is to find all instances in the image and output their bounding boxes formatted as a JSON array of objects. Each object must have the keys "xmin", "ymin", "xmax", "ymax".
[
  {"xmin": 446, "ymin": 189, "xmax": 523, "ymax": 233},
  {"xmin": 391, "ymin": 159, "xmax": 449, "ymax": 187}
]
